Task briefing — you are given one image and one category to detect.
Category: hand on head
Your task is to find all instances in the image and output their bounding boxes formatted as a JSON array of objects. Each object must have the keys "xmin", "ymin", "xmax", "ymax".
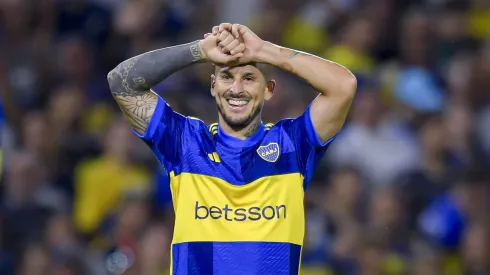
[{"xmin": 201, "ymin": 23, "xmax": 265, "ymax": 66}]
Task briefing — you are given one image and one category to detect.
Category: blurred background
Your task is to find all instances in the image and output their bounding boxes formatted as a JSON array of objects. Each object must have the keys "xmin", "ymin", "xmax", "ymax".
[{"xmin": 0, "ymin": 0, "xmax": 490, "ymax": 274}]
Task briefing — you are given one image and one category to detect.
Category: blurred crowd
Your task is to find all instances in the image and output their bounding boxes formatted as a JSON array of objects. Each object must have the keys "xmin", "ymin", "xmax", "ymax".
[{"xmin": 0, "ymin": 0, "xmax": 490, "ymax": 274}]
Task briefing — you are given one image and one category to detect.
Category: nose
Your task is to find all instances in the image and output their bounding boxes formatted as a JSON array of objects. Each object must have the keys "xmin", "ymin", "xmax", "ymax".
[{"xmin": 229, "ymin": 79, "xmax": 244, "ymax": 94}]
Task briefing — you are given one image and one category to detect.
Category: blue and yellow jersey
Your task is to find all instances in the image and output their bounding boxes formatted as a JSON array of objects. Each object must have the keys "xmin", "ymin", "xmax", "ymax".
[{"xmin": 135, "ymin": 95, "xmax": 337, "ymax": 275}]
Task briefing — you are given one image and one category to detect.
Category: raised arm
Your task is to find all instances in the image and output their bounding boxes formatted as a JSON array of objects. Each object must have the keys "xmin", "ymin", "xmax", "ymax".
[
  {"xmin": 212, "ymin": 23, "xmax": 357, "ymax": 143},
  {"xmin": 107, "ymin": 35, "xmax": 245, "ymax": 134},
  {"xmin": 107, "ymin": 41, "xmax": 205, "ymax": 134},
  {"xmin": 258, "ymin": 42, "xmax": 357, "ymax": 143}
]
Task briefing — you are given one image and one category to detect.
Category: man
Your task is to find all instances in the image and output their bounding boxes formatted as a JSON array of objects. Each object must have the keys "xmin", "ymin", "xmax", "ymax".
[{"xmin": 107, "ymin": 23, "xmax": 356, "ymax": 275}]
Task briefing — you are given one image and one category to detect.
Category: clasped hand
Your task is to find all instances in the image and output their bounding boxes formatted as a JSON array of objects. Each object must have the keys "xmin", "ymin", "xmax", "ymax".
[{"xmin": 199, "ymin": 23, "xmax": 265, "ymax": 66}]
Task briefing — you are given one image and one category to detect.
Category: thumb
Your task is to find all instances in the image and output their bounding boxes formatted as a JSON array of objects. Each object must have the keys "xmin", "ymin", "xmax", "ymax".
[
  {"xmin": 204, "ymin": 33, "xmax": 211, "ymax": 38},
  {"xmin": 232, "ymin": 24, "xmax": 240, "ymax": 38},
  {"xmin": 234, "ymin": 24, "xmax": 248, "ymax": 36}
]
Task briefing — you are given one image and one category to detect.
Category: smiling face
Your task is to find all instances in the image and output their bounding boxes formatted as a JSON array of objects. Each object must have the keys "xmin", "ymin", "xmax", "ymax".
[{"xmin": 211, "ymin": 64, "xmax": 275, "ymax": 129}]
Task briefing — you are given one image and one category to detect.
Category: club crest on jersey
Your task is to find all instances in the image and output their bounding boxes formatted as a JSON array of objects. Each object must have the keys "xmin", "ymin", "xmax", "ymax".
[{"xmin": 257, "ymin": 142, "xmax": 280, "ymax": 163}]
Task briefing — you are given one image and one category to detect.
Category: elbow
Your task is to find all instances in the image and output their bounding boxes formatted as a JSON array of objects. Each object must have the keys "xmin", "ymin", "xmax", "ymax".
[
  {"xmin": 340, "ymin": 70, "xmax": 357, "ymax": 99},
  {"xmin": 107, "ymin": 68, "xmax": 119, "ymax": 93},
  {"xmin": 107, "ymin": 68, "xmax": 116, "ymax": 85},
  {"xmin": 107, "ymin": 70, "xmax": 113, "ymax": 86}
]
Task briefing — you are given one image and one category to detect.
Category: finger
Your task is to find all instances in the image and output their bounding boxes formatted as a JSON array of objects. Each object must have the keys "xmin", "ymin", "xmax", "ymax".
[
  {"xmin": 222, "ymin": 39, "xmax": 240, "ymax": 53},
  {"xmin": 212, "ymin": 26, "xmax": 219, "ymax": 35},
  {"xmin": 230, "ymin": 43, "xmax": 246, "ymax": 55},
  {"xmin": 218, "ymin": 23, "xmax": 233, "ymax": 33},
  {"xmin": 218, "ymin": 34, "xmax": 235, "ymax": 50},
  {"xmin": 236, "ymin": 24, "xmax": 248, "ymax": 36},
  {"xmin": 218, "ymin": 30, "xmax": 231, "ymax": 42},
  {"xmin": 232, "ymin": 24, "xmax": 240, "ymax": 38},
  {"xmin": 204, "ymin": 33, "xmax": 211, "ymax": 38}
]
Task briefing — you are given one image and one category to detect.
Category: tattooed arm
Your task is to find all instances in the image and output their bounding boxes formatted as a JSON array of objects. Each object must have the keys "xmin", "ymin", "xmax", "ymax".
[
  {"xmin": 256, "ymin": 42, "xmax": 357, "ymax": 143},
  {"xmin": 107, "ymin": 41, "xmax": 204, "ymax": 134}
]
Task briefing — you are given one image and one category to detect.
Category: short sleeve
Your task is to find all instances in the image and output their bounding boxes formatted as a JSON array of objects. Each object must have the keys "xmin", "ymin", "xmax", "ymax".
[
  {"xmin": 133, "ymin": 95, "xmax": 188, "ymax": 170},
  {"xmin": 283, "ymin": 104, "xmax": 339, "ymax": 189}
]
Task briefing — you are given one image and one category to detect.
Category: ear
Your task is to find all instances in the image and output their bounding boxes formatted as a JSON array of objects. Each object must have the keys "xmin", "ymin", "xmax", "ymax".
[
  {"xmin": 210, "ymin": 74, "xmax": 216, "ymax": 97},
  {"xmin": 264, "ymin": 79, "xmax": 276, "ymax": 101}
]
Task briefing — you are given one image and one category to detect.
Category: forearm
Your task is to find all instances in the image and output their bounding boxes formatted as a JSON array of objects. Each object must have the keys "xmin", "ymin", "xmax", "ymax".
[
  {"xmin": 107, "ymin": 41, "xmax": 204, "ymax": 96},
  {"xmin": 256, "ymin": 42, "xmax": 356, "ymax": 96}
]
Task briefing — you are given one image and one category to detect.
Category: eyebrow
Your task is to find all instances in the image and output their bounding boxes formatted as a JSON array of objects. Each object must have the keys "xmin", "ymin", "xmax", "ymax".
[
  {"xmin": 217, "ymin": 70, "xmax": 257, "ymax": 78},
  {"xmin": 242, "ymin": 72, "xmax": 256, "ymax": 78}
]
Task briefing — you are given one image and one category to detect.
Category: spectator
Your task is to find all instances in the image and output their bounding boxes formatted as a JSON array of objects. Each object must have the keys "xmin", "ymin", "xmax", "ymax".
[
  {"xmin": 73, "ymin": 117, "xmax": 150, "ymax": 235},
  {"xmin": 328, "ymin": 88, "xmax": 420, "ymax": 186},
  {"xmin": 0, "ymin": 1, "xmax": 488, "ymax": 274}
]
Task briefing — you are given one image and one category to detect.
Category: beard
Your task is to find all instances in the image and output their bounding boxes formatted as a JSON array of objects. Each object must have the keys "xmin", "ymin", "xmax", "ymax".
[{"xmin": 216, "ymin": 101, "xmax": 262, "ymax": 130}]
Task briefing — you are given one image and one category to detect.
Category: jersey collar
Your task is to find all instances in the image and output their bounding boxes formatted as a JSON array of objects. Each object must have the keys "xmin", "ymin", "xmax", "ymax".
[{"xmin": 217, "ymin": 122, "xmax": 265, "ymax": 148}]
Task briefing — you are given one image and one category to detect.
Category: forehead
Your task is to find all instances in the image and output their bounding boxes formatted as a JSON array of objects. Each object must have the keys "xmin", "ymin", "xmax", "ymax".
[{"xmin": 215, "ymin": 64, "xmax": 263, "ymax": 76}]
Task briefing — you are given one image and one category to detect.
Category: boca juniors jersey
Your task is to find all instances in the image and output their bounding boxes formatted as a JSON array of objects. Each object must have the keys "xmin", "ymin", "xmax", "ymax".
[{"xmin": 135, "ymin": 94, "xmax": 337, "ymax": 275}]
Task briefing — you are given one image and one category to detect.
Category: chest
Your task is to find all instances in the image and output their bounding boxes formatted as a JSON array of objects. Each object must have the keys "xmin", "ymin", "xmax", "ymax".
[{"xmin": 183, "ymin": 137, "xmax": 299, "ymax": 185}]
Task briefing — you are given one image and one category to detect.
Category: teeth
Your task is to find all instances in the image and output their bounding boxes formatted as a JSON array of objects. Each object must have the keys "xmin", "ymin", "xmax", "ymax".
[{"xmin": 228, "ymin": 100, "xmax": 248, "ymax": 106}]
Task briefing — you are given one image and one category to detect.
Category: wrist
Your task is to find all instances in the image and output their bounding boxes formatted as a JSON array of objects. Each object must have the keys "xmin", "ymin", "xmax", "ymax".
[
  {"xmin": 197, "ymin": 40, "xmax": 209, "ymax": 62},
  {"xmin": 255, "ymin": 41, "xmax": 282, "ymax": 66}
]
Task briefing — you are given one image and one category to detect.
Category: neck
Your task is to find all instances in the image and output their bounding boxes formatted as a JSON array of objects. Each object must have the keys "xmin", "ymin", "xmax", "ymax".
[{"xmin": 218, "ymin": 117, "xmax": 262, "ymax": 140}]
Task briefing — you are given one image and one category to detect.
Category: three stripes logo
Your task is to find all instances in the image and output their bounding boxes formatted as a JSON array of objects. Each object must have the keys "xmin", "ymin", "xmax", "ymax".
[
  {"xmin": 208, "ymin": 123, "xmax": 220, "ymax": 163},
  {"xmin": 207, "ymin": 152, "xmax": 221, "ymax": 163}
]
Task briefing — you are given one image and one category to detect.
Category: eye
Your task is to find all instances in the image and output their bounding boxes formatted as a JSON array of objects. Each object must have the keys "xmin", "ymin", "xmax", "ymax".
[
  {"xmin": 244, "ymin": 76, "xmax": 254, "ymax": 82},
  {"xmin": 220, "ymin": 74, "xmax": 231, "ymax": 80}
]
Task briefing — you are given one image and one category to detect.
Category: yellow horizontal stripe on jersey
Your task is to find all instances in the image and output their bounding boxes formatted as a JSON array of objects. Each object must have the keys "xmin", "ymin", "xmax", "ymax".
[{"xmin": 169, "ymin": 172, "xmax": 305, "ymax": 245}]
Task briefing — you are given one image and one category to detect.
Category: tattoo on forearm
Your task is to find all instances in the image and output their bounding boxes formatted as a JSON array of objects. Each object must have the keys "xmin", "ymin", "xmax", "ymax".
[
  {"xmin": 107, "ymin": 40, "xmax": 203, "ymax": 98},
  {"xmin": 289, "ymin": 51, "xmax": 303, "ymax": 59},
  {"xmin": 244, "ymin": 122, "xmax": 260, "ymax": 138},
  {"xmin": 288, "ymin": 50, "xmax": 307, "ymax": 60},
  {"xmin": 107, "ymin": 40, "xmax": 203, "ymax": 132},
  {"xmin": 107, "ymin": 56, "xmax": 146, "ymax": 97},
  {"xmin": 190, "ymin": 42, "xmax": 203, "ymax": 62},
  {"xmin": 278, "ymin": 48, "xmax": 313, "ymax": 85}
]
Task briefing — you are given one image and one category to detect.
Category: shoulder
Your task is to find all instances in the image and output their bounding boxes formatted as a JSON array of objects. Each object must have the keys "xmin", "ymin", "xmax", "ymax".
[
  {"xmin": 268, "ymin": 117, "xmax": 303, "ymax": 136},
  {"xmin": 267, "ymin": 118, "xmax": 295, "ymax": 130},
  {"xmin": 186, "ymin": 116, "xmax": 208, "ymax": 130},
  {"xmin": 174, "ymin": 116, "xmax": 211, "ymax": 143},
  {"xmin": 262, "ymin": 118, "xmax": 301, "ymax": 140},
  {"xmin": 262, "ymin": 121, "xmax": 295, "ymax": 149}
]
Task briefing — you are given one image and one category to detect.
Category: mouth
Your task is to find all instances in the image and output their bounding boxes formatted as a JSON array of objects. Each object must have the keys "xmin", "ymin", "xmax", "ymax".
[{"xmin": 226, "ymin": 99, "xmax": 249, "ymax": 112}]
